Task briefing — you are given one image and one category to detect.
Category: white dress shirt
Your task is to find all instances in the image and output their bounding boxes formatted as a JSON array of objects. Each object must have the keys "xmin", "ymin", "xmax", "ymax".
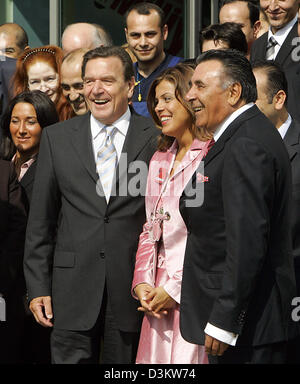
[
  {"xmin": 205, "ymin": 102, "xmax": 255, "ymax": 346},
  {"xmin": 278, "ymin": 114, "xmax": 292, "ymax": 139},
  {"xmin": 90, "ymin": 107, "xmax": 131, "ymax": 201},
  {"xmin": 267, "ymin": 15, "xmax": 298, "ymax": 60}
]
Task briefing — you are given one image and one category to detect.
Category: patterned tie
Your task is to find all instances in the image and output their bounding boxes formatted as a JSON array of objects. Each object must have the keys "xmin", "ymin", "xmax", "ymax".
[
  {"xmin": 266, "ymin": 36, "xmax": 278, "ymax": 61},
  {"xmin": 207, "ymin": 137, "xmax": 215, "ymax": 151},
  {"xmin": 97, "ymin": 126, "xmax": 117, "ymax": 201}
]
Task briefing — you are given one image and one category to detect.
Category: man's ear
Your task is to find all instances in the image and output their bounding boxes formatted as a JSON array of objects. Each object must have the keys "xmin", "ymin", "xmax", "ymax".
[
  {"xmin": 125, "ymin": 28, "xmax": 129, "ymax": 42},
  {"xmin": 273, "ymin": 90, "xmax": 287, "ymax": 111},
  {"xmin": 253, "ymin": 20, "xmax": 261, "ymax": 40},
  {"xmin": 128, "ymin": 76, "xmax": 135, "ymax": 99},
  {"xmin": 227, "ymin": 82, "xmax": 242, "ymax": 107},
  {"xmin": 162, "ymin": 24, "xmax": 168, "ymax": 41}
]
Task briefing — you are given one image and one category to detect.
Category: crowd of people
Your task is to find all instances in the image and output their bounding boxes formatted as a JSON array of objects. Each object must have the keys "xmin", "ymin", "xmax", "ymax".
[{"xmin": 0, "ymin": 0, "xmax": 300, "ymax": 365}]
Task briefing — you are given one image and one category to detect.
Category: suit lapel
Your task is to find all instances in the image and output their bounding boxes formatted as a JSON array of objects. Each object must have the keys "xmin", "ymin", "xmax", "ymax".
[
  {"xmin": 116, "ymin": 111, "xmax": 156, "ymax": 180},
  {"xmin": 275, "ymin": 23, "xmax": 298, "ymax": 66},
  {"xmin": 70, "ymin": 113, "xmax": 99, "ymax": 184},
  {"xmin": 20, "ymin": 160, "xmax": 36, "ymax": 189},
  {"xmin": 284, "ymin": 120, "xmax": 300, "ymax": 161},
  {"xmin": 204, "ymin": 105, "xmax": 260, "ymax": 167}
]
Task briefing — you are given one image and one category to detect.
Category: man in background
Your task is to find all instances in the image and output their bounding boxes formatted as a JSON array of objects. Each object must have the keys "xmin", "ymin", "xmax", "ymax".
[
  {"xmin": 250, "ymin": 0, "xmax": 300, "ymax": 121},
  {"xmin": 253, "ymin": 61, "xmax": 300, "ymax": 363},
  {"xmin": 0, "ymin": 23, "xmax": 29, "ymax": 135},
  {"xmin": 199, "ymin": 22, "xmax": 248, "ymax": 54},
  {"xmin": 125, "ymin": 2, "xmax": 182, "ymax": 117},
  {"xmin": 61, "ymin": 22, "xmax": 112, "ymax": 56},
  {"xmin": 61, "ymin": 48, "xmax": 89, "ymax": 116},
  {"xmin": 219, "ymin": 0, "xmax": 260, "ymax": 57}
]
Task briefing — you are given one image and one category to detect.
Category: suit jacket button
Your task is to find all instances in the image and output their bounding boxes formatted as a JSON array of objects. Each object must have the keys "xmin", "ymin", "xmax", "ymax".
[
  {"xmin": 104, "ymin": 216, "xmax": 109, "ymax": 223},
  {"xmin": 100, "ymin": 251, "xmax": 105, "ymax": 259}
]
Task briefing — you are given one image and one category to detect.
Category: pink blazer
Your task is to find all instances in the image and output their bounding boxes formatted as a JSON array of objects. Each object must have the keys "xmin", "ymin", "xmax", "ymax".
[{"xmin": 132, "ymin": 138, "xmax": 211, "ymax": 303}]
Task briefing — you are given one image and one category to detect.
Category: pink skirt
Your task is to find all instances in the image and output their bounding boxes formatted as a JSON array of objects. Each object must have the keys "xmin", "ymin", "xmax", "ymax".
[{"xmin": 135, "ymin": 267, "xmax": 209, "ymax": 364}]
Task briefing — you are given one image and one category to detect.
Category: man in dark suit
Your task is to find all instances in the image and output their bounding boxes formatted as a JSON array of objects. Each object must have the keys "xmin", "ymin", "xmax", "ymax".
[
  {"xmin": 253, "ymin": 61, "xmax": 300, "ymax": 292},
  {"xmin": 24, "ymin": 46, "xmax": 158, "ymax": 364},
  {"xmin": 181, "ymin": 49, "xmax": 297, "ymax": 364},
  {"xmin": 253, "ymin": 60, "xmax": 300, "ymax": 363},
  {"xmin": 0, "ymin": 160, "xmax": 27, "ymax": 363},
  {"xmin": 250, "ymin": 0, "xmax": 300, "ymax": 121}
]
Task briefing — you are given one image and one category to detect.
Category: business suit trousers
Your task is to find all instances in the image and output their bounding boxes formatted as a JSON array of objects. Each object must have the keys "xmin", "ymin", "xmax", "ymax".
[
  {"xmin": 50, "ymin": 287, "xmax": 140, "ymax": 364},
  {"xmin": 208, "ymin": 342, "xmax": 287, "ymax": 364}
]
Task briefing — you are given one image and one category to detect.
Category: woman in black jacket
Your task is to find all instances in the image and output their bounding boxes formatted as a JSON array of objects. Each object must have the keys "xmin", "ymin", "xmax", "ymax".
[{"xmin": 0, "ymin": 160, "xmax": 27, "ymax": 363}]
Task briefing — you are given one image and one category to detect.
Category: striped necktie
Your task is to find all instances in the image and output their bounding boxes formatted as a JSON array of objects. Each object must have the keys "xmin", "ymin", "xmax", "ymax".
[
  {"xmin": 97, "ymin": 126, "xmax": 117, "ymax": 202},
  {"xmin": 266, "ymin": 36, "xmax": 277, "ymax": 61}
]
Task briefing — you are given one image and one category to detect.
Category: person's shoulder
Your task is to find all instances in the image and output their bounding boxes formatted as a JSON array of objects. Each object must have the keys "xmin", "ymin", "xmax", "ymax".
[
  {"xmin": 0, "ymin": 159, "xmax": 15, "ymax": 181},
  {"xmin": 0, "ymin": 159, "xmax": 11, "ymax": 170},
  {"xmin": 166, "ymin": 54, "xmax": 184, "ymax": 66},
  {"xmin": 44, "ymin": 113, "xmax": 90, "ymax": 136}
]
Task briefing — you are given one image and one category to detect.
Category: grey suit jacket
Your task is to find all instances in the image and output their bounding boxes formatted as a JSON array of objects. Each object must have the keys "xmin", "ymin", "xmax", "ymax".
[{"xmin": 24, "ymin": 111, "xmax": 159, "ymax": 331}]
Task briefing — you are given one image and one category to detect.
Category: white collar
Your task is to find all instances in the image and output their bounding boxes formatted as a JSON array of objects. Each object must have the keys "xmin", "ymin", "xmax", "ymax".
[
  {"xmin": 91, "ymin": 107, "xmax": 131, "ymax": 140},
  {"xmin": 278, "ymin": 114, "xmax": 292, "ymax": 139},
  {"xmin": 213, "ymin": 103, "xmax": 255, "ymax": 142},
  {"xmin": 268, "ymin": 15, "xmax": 298, "ymax": 46}
]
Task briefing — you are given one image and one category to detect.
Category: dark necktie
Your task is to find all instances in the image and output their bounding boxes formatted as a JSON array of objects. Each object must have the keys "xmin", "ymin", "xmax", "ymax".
[{"xmin": 266, "ymin": 36, "xmax": 277, "ymax": 61}]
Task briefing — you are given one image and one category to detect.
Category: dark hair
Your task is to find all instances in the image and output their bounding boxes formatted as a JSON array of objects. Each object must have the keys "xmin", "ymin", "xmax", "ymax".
[
  {"xmin": 0, "ymin": 90, "xmax": 59, "ymax": 160},
  {"xmin": 196, "ymin": 49, "xmax": 257, "ymax": 103},
  {"xmin": 252, "ymin": 61, "xmax": 288, "ymax": 104},
  {"xmin": 199, "ymin": 22, "xmax": 248, "ymax": 54},
  {"xmin": 147, "ymin": 63, "xmax": 199, "ymax": 151},
  {"xmin": 125, "ymin": 2, "xmax": 166, "ymax": 29},
  {"xmin": 219, "ymin": 0, "xmax": 260, "ymax": 27},
  {"xmin": 82, "ymin": 46, "xmax": 134, "ymax": 82}
]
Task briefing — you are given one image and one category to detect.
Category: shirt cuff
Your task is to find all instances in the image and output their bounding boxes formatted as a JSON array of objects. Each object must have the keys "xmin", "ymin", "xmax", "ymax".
[{"xmin": 204, "ymin": 323, "xmax": 239, "ymax": 346}]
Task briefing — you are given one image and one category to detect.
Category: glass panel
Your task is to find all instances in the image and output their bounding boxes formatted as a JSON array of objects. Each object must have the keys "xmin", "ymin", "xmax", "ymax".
[
  {"xmin": 62, "ymin": 0, "xmax": 184, "ymax": 57},
  {"xmin": 13, "ymin": 0, "xmax": 49, "ymax": 47}
]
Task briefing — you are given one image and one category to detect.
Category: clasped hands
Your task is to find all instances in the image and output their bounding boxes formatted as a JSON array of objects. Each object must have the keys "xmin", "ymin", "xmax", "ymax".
[{"xmin": 134, "ymin": 283, "xmax": 176, "ymax": 319}]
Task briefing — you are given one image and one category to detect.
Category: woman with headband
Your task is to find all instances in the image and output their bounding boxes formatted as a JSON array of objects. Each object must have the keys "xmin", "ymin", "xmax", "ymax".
[{"xmin": 12, "ymin": 45, "xmax": 74, "ymax": 121}]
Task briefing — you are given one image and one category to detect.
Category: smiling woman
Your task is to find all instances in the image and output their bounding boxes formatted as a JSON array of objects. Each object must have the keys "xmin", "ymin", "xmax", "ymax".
[
  {"xmin": 12, "ymin": 45, "xmax": 74, "ymax": 121},
  {"xmin": 0, "ymin": 91, "xmax": 59, "ymax": 195}
]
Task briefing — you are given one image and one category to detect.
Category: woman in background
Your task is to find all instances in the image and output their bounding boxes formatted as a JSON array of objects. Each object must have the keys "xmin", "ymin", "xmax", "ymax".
[
  {"xmin": 0, "ymin": 159, "xmax": 27, "ymax": 363},
  {"xmin": 0, "ymin": 90, "xmax": 59, "ymax": 364},
  {"xmin": 12, "ymin": 45, "xmax": 73, "ymax": 121},
  {"xmin": 1, "ymin": 90, "xmax": 59, "ymax": 202},
  {"xmin": 132, "ymin": 63, "xmax": 213, "ymax": 364}
]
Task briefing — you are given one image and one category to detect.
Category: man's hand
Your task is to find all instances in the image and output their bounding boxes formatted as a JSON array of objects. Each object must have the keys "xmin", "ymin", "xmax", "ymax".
[
  {"xmin": 205, "ymin": 334, "xmax": 229, "ymax": 356},
  {"xmin": 29, "ymin": 296, "xmax": 53, "ymax": 328}
]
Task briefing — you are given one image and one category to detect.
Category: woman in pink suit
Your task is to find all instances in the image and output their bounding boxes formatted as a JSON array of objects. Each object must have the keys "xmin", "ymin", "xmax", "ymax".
[{"xmin": 132, "ymin": 63, "xmax": 213, "ymax": 364}]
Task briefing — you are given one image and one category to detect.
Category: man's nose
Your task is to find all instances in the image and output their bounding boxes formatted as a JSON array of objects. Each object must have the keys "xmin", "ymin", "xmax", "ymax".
[
  {"xmin": 185, "ymin": 87, "xmax": 195, "ymax": 102},
  {"xmin": 91, "ymin": 79, "xmax": 104, "ymax": 94},
  {"xmin": 139, "ymin": 35, "xmax": 148, "ymax": 47},
  {"xmin": 268, "ymin": 0, "xmax": 279, "ymax": 11},
  {"xmin": 69, "ymin": 89, "xmax": 80, "ymax": 101}
]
